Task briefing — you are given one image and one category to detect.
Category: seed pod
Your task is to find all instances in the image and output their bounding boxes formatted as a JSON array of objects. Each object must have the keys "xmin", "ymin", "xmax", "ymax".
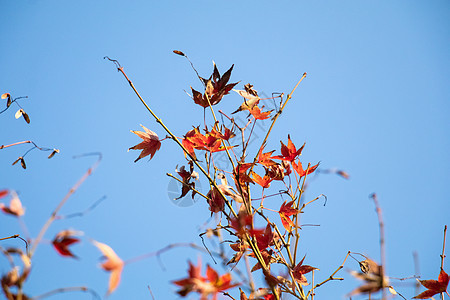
[{"xmin": 173, "ymin": 50, "xmax": 185, "ymax": 56}]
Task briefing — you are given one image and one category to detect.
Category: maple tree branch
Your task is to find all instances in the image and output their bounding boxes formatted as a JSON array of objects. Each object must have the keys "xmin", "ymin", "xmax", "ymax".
[
  {"xmin": 166, "ymin": 173, "xmax": 209, "ymax": 200},
  {"xmin": 31, "ymin": 286, "xmax": 100, "ymax": 300},
  {"xmin": 309, "ymin": 251, "xmax": 350, "ymax": 294},
  {"xmin": 250, "ymin": 73, "xmax": 307, "ymax": 172},
  {"xmin": 29, "ymin": 153, "xmax": 101, "ymax": 258},
  {"xmin": 441, "ymin": 225, "xmax": 447, "ymax": 271},
  {"xmin": 370, "ymin": 193, "xmax": 387, "ymax": 300},
  {"xmin": 55, "ymin": 196, "xmax": 106, "ymax": 220},
  {"xmin": 104, "ymin": 56, "xmax": 239, "ymax": 219}
]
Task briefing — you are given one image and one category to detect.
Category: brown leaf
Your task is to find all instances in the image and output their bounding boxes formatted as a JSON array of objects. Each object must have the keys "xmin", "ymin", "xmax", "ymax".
[{"xmin": 413, "ymin": 269, "xmax": 449, "ymax": 299}]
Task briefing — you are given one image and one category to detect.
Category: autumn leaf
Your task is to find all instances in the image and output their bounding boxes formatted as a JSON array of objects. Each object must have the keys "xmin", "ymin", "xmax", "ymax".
[
  {"xmin": 278, "ymin": 201, "xmax": 299, "ymax": 232},
  {"xmin": 173, "ymin": 260, "xmax": 239, "ymax": 299},
  {"xmin": 413, "ymin": 269, "xmax": 449, "ymax": 299},
  {"xmin": 272, "ymin": 135, "xmax": 305, "ymax": 162},
  {"xmin": 190, "ymin": 63, "xmax": 238, "ymax": 108},
  {"xmin": 251, "ymin": 171, "xmax": 273, "ymax": 189},
  {"xmin": 248, "ymin": 105, "xmax": 272, "ymax": 120},
  {"xmin": 129, "ymin": 125, "xmax": 161, "ymax": 162},
  {"xmin": 92, "ymin": 240, "xmax": 124, "ymax": 295},
  {"xmin": 257, "ymin": 146, "xmax": 277, "ymax": 167},
  {"xmin": 0, "ymin": 191, "xmax": 25, "ymax": 217},
  {"xmin": 52, "ymin": 230, "xmax": 82, "ymax": 259},
  {"xmin": 292, "ymin": 255, "xmax": 318, "ymax": 286},
  {"xmin": 292, "ymin": 161, "xmax": 319, "ymax": 178}
]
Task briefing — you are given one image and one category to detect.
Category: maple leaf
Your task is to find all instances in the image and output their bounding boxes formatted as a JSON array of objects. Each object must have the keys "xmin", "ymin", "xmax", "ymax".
[
  {"xmin": 413, "ymin": 269, "xmax": 449, "ymax": 299},
  {"xmin": 210, "ymin": 125, "xmax": 236, "ymax": 141},
  {"xmin": 190, "ymin": 63, "xmax": 238, "ymax": 108},
  {"xmin": 249, "ymin": 105, "xmax": 272, "ymax": 120},
  {"xmin": 52, "ymin": 230, "xmax": 82, "ymax": 259},
  {"xmin": 92, "ymin": 240, "xmax": 124, "ymax": 296},
  {"xmin": 272, "ymin": 135, "xmax": 305, "ymax": 162},
  {"xmin": 278, "ymin": 201, "xmax": 299, "ymax": 232},
  {"xmin": 292, "ymin": 161, "xmax": 320, "ymax": 178},
  {"xmin": 292, "ymin": 255, "xmax": 318, "ymax": 286},
  {"xmin": 0, "ymin": 191, "xmax": 25, "ymax": 217},
  {"xmin": 173, "ymin": 260, "xmax": 239, "ymax": 299},
  {"xmin": 251, "ymin": 171, "xmax": 273, "ymax": 189},
  {"xmin": 129, "ymin": 125, "xmax": 161, "ymax": 162},
  {"xmin": 257, "ymin": 146, "xmax": 277, "ymax": 167}
]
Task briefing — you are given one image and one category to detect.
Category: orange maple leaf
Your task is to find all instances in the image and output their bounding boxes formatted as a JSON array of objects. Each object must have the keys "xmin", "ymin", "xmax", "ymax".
[
  {"xmin": 129, "ymin": 125, "xmax": 161, "ymax": 162},
  {"xmin": 249, "ymin": 105, "xmax": 272, "ymax": 120},
  {"xmin": 92, "ymin": 240, "xmax": 124, "ymax": 296},
  {"xmin": 413, "ymin": 269, "xmax": 449, "ymax": 299},
  {"xmin": 251, "ymin": 171, "xmax": 273, "ymax": 189},
  {"xmin": 278, "ymin": 200, "xmax": 299, "ymax": 232},
  {"xmin": 292, "ymin": 161, "xmax": 320, "ymax": 178}
]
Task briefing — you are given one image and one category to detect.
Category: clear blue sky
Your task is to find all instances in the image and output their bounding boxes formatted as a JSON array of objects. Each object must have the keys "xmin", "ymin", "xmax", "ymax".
[{"xmin": 1, "ymin": 1, "xmax": 449, "ymax": 299}]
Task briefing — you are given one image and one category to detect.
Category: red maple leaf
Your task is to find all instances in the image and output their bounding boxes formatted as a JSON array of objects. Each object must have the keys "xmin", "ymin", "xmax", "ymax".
[
  {"xmin": 278, "ymin": 200, "xmax": 299, "ymax": 232},
  {"xmin": 413, "ymin": 269, "xmax": 449, "ymax": 299},
  {"xmin": 272, "ymin": 135, "xmax": 305, "ymax": 162},
  {"xmin": 293, "ymin": 255, "xmax": 318, "ymax": 286},
  {"xmin": 129, "ymin": 125, "xmax": 161, "ymax": 162},
  {"xmin": 52, "ymin": 230, "xmax": 81, "ymax": 259},
  {"xmin": 292, "ymin": 161, "xmax": 319, "ymax": 178}
]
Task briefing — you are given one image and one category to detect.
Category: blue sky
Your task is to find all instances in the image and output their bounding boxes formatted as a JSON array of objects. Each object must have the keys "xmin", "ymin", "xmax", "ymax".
[{"xmin": 1, "ymin": 1, "xmax": 449, "ymax": 299}]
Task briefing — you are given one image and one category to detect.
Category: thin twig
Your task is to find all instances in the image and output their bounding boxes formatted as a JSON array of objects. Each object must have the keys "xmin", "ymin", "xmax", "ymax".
[
  {"xmin": 370, "ymin": 193, "xmax": 387, "ymax": 299},
  {"xmin": 31, "ymin": 286, "xmax": 100, "ymax": 300},
  {"xmin": 29, "ymin": 153, "xmax": 102, "ymax": 257}
]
